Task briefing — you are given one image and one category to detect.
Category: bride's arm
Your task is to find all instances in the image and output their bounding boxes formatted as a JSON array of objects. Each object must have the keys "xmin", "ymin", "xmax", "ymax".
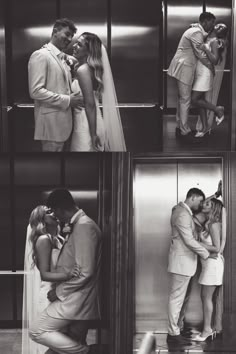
[
  {"xmin": 36, "ymin": 236, "xmax": 76, "ymax": 281},
  {"xmin": 205, "ymin": 180, "xmax": 222, "ymax": 202},
  {"xmin": 201, "ymin": 39, "xmax": 220, "ymax": 65},
  {"xmin": 199, "ymin": 222, "xmax": 221, "ymax": 252},
  {"xmin": 219, "ymin": 207, "xmax": 227, "ymax": 254},
  {"xmin": 76, "ymin": 65, "xmax": 97, "ymax": 136}
]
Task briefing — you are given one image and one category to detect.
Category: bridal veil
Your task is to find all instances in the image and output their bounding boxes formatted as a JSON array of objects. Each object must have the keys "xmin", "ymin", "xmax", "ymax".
[
  {"xmin": 101, "ymin": 45, "xmax": 126, "ymax": 151},
  {"xmin": 22, "ymin": 225, "xmax": 47, "ymax": 354}
]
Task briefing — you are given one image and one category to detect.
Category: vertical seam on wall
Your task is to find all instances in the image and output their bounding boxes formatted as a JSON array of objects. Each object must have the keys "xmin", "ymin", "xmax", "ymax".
[{"xmin": 107, "ymin": 0, "xmax": 111, "ymax": 60}]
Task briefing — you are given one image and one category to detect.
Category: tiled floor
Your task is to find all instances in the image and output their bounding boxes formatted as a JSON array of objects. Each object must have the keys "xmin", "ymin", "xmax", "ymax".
[
  {"xmin": 134, "ymin": 332, "xmax": 236, "ymax": 353},
  {"xmin": 0, "ymin": 329, "xmax": 22, "ymax": 354},
  {"xmin": 163, "ymin": 115, "xmax": 229, "ymax": 152}
]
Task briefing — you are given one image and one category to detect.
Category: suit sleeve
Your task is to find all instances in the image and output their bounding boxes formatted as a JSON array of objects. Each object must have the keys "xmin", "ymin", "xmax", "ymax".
[
  {"xmin": 190, "ymin": 31, "xmax": 207, "ymax": 60},
  {"xmin": 56, "ymin": 224, "xmax": 99, "ymax": 301},
  {"xmin": 175, "ymin": 213, "xmax": 209, "ymax": 259},
  {"xmin": 28, "ymin": 51, "xmax": 70, "ymax": 110}
]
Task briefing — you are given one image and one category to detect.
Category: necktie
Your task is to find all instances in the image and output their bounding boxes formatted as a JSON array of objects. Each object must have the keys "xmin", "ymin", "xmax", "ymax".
[{"xmin": 58, "ymin": 52, "xmax": 72, "ymax": 90}]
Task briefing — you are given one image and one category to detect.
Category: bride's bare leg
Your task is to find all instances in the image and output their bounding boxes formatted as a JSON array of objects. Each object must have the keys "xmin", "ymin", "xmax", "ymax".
[
  {"xmin": 201, "ymin": 285, "xmax": 217, "ymax": 335},
  {"xmin": 192, "ymin": 91, "xmax": 224, "ymax": 118},
  {"xmin": 199, "ymin": 108, "xmax": 208, "ymax": 132}
]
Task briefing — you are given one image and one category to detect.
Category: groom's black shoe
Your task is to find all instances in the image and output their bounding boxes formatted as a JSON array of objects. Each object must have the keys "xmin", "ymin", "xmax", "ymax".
[
  {"xmin": 180, "ymin": 328, "xmax": 194, "ymax": 338},
  {"xmin": 175, "ymin": 127, "xmax": 182, "ymax": 138},
  {"xmin": 167, "ymin": 334, "xmax": 192, "ymax": 346}
]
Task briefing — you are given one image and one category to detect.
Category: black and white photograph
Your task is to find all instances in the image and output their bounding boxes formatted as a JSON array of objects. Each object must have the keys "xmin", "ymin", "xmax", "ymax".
[{"xmin": 0, "ymin": 1, "xmax": 236, "ymax": 354}]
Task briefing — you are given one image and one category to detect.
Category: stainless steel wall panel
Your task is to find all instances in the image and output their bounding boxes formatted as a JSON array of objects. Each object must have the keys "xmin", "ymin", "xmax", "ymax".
[
  {"xmin": 0, "ymin": 157, "xmax": 11, "ymax": 269},
  {"xmin": 14, "ymin": 155, "xmax": 61, "ymax": 186},
  {"xmin": 111, "ymin": 0, "xmax": 161, "ymax": 103},
  {"xmin": 177, "ymin": 162, "xmax": 222, "ymax": 202},
  {"xmin": 65, "ymin": 154, "xmax": 100, "ymax": 188},
  {"xmin": 134, "ymin": 162, "xmax": 177, "ymax": 332},
  {"xmin": 0, "ymin": 277, "xmax": 13, "ymax": 320},
  {"xmin": 0, "ymin": 0, "xmax": 8, "ymax": 151},
  {"xmin": 60, "ymin": 0, "xmax": 107, "ymax": 52},
  {"xmin": 11, "ymin": 0, "xmax": 57, "ymax": 103}
]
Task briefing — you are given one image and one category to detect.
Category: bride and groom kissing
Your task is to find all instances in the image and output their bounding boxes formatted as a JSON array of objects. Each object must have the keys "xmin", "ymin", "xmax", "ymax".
[
  {"xmin": 22, "ymin": 189, "xmax": 102, "ymax": 354},
  {"xmin": 168, "ymin": 11, "xmax": 228, "ymax": 141},
  {"xmin": 28, "ymin": 18, "xmax": 126, "ymax": 152},
  {"xmin": 167, "ymin": 183, "xmax": 226, "ymax": 345}
]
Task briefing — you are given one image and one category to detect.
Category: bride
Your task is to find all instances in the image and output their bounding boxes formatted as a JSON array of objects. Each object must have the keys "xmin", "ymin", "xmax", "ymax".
[
  {"xmin": 22, "ymin": 205, "xmax": 78, "ymax": 354},
  {"xmin": 191, "ymin": 23, "xmax": 228, "ymax": 137},
  {"xmin": 193, "ymin": 196, "xmax": 226, "ymax": 341},
  {"xmin": 70, "ymin": 32, "xmax": 126, "ymax": 152}
]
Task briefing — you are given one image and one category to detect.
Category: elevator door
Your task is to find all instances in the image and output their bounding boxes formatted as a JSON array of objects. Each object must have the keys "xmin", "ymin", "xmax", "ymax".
[{"xmin": 134, "ymin": 160, "xmax": 222, "ymax": 332}]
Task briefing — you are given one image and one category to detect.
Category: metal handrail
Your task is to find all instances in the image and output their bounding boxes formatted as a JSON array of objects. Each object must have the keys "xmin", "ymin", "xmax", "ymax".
[{"xmin": 15, "ymin": 103, "xmax": 158, "ymax": 108}]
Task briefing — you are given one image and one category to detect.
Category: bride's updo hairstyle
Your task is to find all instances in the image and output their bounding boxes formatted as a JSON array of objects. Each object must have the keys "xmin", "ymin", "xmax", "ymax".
[
  {"xmin": 208, "ymin": 198, "xmax": 223, "ymax": 225},
  {"xmin": 81, "ymin": 32, "xmax": 104, "ymax": 94},
  {"xmin": 29, "ymin": 205, "xmax": 48, "ymax": 266}
]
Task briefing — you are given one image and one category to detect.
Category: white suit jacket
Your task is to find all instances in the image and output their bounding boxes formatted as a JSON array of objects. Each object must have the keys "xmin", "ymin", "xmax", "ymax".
[
  {"xmin": 28, "ymin": 43, "xmax": 73, "ymax": 142},
  {"xmin": 168, "ymin": 25, "xmax": 207, "ymax": 86},
  {"xmin": 168, "ymin": 202, "xmax": 209, "ymax": 277},
  {"xmin": 47, "ymin": 209, "xmax": 102, "ymax": 320}
]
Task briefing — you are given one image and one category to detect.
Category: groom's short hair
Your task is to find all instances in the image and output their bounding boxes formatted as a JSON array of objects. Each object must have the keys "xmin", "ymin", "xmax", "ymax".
[
  {"xmin": 52, "ymin": 18, "xmax": 77, "ymax": 35},
  {"xmin": 47, "ymin": 188, "xmax": 76, "ymax": 210},
  {"xmin": 186, "ymin": 188, "xmax": 205, "ymax": 200},
  {"xmin": 199, "ymin": 12, "xmax": 216, "ymax": 23}
]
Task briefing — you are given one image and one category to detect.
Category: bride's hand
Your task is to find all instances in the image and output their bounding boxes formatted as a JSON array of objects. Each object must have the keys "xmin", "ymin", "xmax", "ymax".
[
  {"xmin": 67, "ymin": 265, "xmax": 81, "ymax": 279},
  {"xmin": 92, "ymin": 135, "xmax": 103, "ymax": 151},
  {"xmin": 200, "ymin": 43, "xmax": 207, "ymax": 51},
  {"xmin": 199, "ymin": 230, "xmax": 208, "ymax": 241}
]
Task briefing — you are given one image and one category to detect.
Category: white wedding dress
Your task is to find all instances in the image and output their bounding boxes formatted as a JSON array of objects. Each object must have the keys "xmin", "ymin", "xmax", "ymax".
[
  {"xmin": 22, "ymin": 230, "xmax": 62, "ymax": 354},
  {"xmin": 70, "ymin": 80, "xmax": 105, "ymax": 151},
  {"xmin": 192, "ymin": 39, "xmax": 214, "ymax": 92},
  {"xmin": 198, "ymin": 225, "xmax": 224, "ymax": 286},
  {"xmin": 70, "ymin": 45, "xmax": 126, "ymax": 152}
]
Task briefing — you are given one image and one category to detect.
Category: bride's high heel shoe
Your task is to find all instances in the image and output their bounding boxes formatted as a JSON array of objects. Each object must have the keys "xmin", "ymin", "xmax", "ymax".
[
  {"xmin": 195, "ymin": 129, "xmax": 211, "ymax": 138},
  {"xmin": 193, "ymin": 331, "xmax": 216, "ymax": 342},
  {"xmin": 216, "ymin": 106, "xmax": 225, "ymax": 126}
]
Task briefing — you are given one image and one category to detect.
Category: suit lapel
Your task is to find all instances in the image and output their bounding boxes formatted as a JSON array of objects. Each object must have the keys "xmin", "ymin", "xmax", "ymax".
[
  {"xmin": 57, "ymin": 210, "xmax": 87, "ymax": 260},
  {"xmin": 179, "ymin": 202, "xmax": 198, "ymax": 239},
  {"xmin": 44, "ymin": 43, "xmax": 70, "ymax": 84}
]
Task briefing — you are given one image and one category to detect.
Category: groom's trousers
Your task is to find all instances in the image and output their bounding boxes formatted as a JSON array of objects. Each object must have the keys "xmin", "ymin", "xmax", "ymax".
[
  {"xmin": 167, "ymin": 273, "xmax": 191, "ymax": 336},
  {"xmin": 30, "ymin": 309, "xmax": 90, "ymax": 354},
  {"xmin": 176, "ymin": 80, "xmax": 192, "ymax": 135}
]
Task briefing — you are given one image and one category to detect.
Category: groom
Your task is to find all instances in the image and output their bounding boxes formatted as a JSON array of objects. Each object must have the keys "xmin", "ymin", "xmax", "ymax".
[
  {"xmin": 167, "ymin": 188, "xmax": 211, "ymax": 345},
  {"xmin": 28, "ymin": 18, "xmax": 83, "ymax": 152},
  {"xmin": 168, "ymin": 12, "xmax": 216, "ymax": 139},
  {"xmin": 30, "ymin": 189, "xmax": 102, "ymax": 354}
]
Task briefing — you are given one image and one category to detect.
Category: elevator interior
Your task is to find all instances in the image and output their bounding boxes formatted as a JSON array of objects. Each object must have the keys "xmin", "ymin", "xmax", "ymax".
[
  {"xmin": 163, "ymin": 0, "xmax": 233, "ymax": 152},
  {"xmin": 0, "ymin": 0, "xmax": 162, "ymax": 152},
  {"xmin": 0, "ymin": 153, "xmax": 112, "ymax": 346},
  {"xmin": 133, "ymin": 157, "xmax": 223, "ymax": 334}
]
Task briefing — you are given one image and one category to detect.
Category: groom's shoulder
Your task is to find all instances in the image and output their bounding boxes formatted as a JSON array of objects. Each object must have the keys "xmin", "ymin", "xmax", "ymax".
[
  {"xmin": 184, "ymin": 25, "xmax": 202, "ymax": 36},
  {"xmin": 172, "ymin": 202, "xmax": 188, "ymax": 214},
  {"xmin": 30, "ymin": 44, "xmax": 49, "ymax": 58}
]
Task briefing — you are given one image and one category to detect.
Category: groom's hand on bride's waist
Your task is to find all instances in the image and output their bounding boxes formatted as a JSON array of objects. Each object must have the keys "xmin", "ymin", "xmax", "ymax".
[
  {"xmin": 47, "ymin": 289, "xmax": 59, "ymax": 302},
  {"xmin": 70, "ymin": 93, "xmax": 84, "ymax": 109},
  {"xmin": 208, "ymin": 252, "xmax": 218, "ymax": 259}
]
